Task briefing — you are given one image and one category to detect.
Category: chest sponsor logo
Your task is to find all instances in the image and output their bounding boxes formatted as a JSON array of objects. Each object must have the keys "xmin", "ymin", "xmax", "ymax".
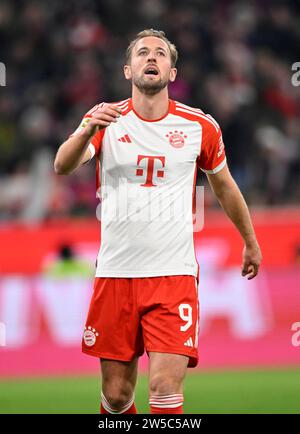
[
  {"xmin": 166, "ymin": 130, "xmax": 187, "ymax": 148},
  {"xmin": 136, "ymin": 155, "xmax": 165, "ymax": 187}
]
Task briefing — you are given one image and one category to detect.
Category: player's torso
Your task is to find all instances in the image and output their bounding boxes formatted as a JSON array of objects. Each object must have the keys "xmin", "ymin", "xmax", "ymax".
[
  {"xmin": 99, "ymin": 110, "xmax": 202, "ymax": 189},
  {"xmin": 95, "ymin": 103, "xmax": 202, "ymax": 278}
]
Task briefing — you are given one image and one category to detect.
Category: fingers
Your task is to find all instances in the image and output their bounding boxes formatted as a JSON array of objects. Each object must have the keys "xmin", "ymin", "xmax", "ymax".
[
  {"xmin": 86, "ymin": 103, "xmax": 122, "ymax": 133},
  {"xmin": 93, "ymin": 104, "xmax": 122, "ymax": 120},
  {"xmin": 241, "ymin": 263, "xmax": 249, "ymax": 276},
  {"xmin": 99, "ymin": 102, "xmax": 122, "ymax": 114},
  {"xmin": 91, "ymin": 104, "xmax": 122, "ymax": 128},
  {"xmin": 92, "ymin": 113, "xmax": 119, "ymax": 124},
  {"xmin": 241, "ymin": 263, "xmax": 259, "ymax": 280},
  {"xmin": 89, "ymin": 120, "xmax": 110, "ymax": 128},
  {"xmin": 242, "ymin": 244, "xmax": 262, "ymax": 280}
]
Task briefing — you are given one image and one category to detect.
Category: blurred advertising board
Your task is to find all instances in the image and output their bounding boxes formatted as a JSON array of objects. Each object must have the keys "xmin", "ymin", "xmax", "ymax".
[{"xmin": 0, "ymin": 210, "xmax": 299, "ymax": 376}]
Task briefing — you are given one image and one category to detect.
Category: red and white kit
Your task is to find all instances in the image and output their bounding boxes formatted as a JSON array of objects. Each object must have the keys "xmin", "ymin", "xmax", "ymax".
[{"xmin": 72, "ymin": 98, "xmax": 226, "ymax": 366}]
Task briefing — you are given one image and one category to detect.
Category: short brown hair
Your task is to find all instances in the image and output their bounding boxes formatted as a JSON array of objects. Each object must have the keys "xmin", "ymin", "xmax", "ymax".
[{"xmin": 126, "ymin": 29, "xmax": 178, "ymax": 67}]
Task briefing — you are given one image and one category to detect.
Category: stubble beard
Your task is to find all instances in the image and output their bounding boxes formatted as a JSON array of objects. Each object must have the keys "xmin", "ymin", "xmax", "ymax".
[{"xmin": 133, "ymin": 75, "xmax": 169, "ymax": 96}]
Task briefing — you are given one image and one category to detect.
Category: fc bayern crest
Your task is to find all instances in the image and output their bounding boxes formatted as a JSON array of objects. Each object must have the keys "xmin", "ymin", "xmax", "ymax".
[
  {"xmin": 83, "ymin": 326, "xmax": 99, "ymax": 347},
  {"xmin": 166, "ymin": 131, "xmax": 187, "ymax": 148}
]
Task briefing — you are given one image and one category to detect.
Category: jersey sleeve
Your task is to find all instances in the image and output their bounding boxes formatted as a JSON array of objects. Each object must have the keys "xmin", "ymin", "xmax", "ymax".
[
  {"xmin": 197, "ymin": 117, "xmax": 226, "ymax": 174},
  {"xmin": 69, "ymin": 104, "xmax": 105, "ymax": 159}
]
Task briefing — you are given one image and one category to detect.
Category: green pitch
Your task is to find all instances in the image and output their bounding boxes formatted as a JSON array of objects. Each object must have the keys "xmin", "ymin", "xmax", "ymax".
[{"xmin": 0, "ymin": 368, "xmax": 299, "ymax": 414}]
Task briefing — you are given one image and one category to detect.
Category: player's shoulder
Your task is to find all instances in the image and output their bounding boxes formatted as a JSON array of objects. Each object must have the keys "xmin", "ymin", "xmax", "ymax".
[{"xmin": 172, "ymin": 100, "xmax": 220, "ymax": 133}]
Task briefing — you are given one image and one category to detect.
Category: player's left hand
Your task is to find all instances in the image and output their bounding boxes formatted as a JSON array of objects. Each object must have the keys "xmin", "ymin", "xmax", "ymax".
[{"xmin": 241, "ymin": 243, "xmax": 262, "ymax": 280}]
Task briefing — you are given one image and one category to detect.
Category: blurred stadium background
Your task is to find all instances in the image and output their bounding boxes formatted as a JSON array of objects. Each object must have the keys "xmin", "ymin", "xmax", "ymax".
[{"xmin": 0, "ymin": 0, "xmax": 300, "ymax": 414}]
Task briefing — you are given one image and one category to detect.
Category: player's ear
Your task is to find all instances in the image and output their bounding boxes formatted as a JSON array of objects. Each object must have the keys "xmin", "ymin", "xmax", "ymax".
[
  {"xmin": 124, "ymin": 65, "xmax": 132, "ymax": 80},
  {"xmin": 169, "ymin": 67, "xmax": 177, "ymax": 83}
]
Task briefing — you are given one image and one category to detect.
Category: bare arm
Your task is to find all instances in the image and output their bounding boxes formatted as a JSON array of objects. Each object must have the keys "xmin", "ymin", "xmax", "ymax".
[
  {"xmin": 206, "ymin": 164, "xmax": 262, "ymax": 279},
  {"xmin": 54, "ymin": 131, "xmax": 93, "ymax": 175},
  {"xmin": 54, "ymin": 103, "xmax": 121, "ymax": 175}
]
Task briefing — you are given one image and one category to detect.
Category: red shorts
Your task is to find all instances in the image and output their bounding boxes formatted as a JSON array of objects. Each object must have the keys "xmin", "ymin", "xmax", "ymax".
[{"xmin": 82, "ymin": 275, "xmax": 199, "ymax": 368}]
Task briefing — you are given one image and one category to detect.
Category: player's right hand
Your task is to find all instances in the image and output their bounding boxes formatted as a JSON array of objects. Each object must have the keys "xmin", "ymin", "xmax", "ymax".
[{"xmin": 85, "ymin": 103, "xmax": 122, "ymax": 137}]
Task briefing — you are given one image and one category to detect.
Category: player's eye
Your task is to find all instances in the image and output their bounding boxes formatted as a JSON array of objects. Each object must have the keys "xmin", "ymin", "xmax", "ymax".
[
  {"xmin": 157, "ymin": 51, "xmax": 166, "ymax": 56},
  {"xmin": 138, "ymin": 50, "xmax": 148, "ymax": 56}
]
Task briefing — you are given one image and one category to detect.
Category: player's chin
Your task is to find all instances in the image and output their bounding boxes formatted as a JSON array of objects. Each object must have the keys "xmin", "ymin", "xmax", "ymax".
[
  {"xmin": 141, "ymin": 76, "xmax": 160, "ymax": 85},
  {"xmin": 134, "ymin": 76, "xmax": 168, "ymax": 94}
]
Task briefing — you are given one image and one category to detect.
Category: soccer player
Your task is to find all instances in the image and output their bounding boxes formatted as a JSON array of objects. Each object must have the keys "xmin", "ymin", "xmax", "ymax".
[{"xmin": 54, "ymin": 29, "xmax": 262, "ymax": 414}]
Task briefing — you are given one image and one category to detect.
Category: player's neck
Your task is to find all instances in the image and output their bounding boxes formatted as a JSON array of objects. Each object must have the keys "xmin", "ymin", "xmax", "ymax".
[{"xmin": 131, "ymin": 88, "xmax": 170, "ymax": 120}]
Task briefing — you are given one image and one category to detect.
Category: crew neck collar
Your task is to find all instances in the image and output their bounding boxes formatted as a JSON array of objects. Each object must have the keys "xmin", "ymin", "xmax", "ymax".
[{"xmin": 129, "ymin": 98, "xmax": 175, "ymax": 122}]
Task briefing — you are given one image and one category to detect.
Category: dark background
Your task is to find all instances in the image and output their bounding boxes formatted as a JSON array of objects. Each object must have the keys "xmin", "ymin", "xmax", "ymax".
[{"xmin": 0, "ymin": 0, "xmax": 300, "ymax": 221}]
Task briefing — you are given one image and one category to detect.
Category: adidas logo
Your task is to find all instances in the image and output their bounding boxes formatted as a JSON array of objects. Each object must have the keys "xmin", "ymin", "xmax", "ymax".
[
  {"xmin": 118, "ymin": 134, "xmax": 132, "ymax": 143},
  {"xmin": 184, "ymin": 337, "xmax": 193, "ymax": 347}
]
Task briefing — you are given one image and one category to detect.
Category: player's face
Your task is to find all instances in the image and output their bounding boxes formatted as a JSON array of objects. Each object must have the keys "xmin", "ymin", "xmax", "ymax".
[{"xmin": 124, "ymin": 36, "xmax": 177, "ymax": 95}]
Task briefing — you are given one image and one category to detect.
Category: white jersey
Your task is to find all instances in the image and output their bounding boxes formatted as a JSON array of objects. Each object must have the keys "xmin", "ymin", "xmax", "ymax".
[{"xmin": 72, "ymin": 98, "xmax": 226, "ymax": 280}]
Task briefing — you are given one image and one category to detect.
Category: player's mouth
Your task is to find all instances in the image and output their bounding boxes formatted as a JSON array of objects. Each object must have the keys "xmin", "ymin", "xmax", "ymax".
[{"xmin": 144, "ymin": 65, "xmax": 159, "ymax": 76}]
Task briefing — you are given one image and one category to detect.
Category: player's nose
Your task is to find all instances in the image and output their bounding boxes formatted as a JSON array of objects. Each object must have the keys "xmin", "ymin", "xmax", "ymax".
[{"xmin": 146, "ymin": 52, "xmax": 157, "ymax": 62}]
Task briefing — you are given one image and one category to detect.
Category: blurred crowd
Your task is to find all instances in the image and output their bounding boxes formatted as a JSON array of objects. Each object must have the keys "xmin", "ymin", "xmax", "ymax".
[{"xmin": 0, "ymin": 0, "xmax": 300, "ymax": 221}]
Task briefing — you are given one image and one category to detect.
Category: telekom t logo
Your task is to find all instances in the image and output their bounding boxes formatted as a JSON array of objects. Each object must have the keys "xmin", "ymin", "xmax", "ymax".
[{"xmin": 136, "ymin": 155, "xmax": 165, "ymax": 187}]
